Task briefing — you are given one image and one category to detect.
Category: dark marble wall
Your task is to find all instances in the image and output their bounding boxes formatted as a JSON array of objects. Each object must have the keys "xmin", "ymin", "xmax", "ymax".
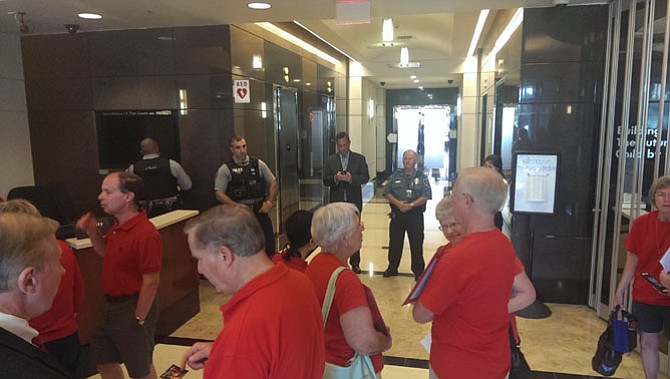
[{"xmin": 512, "ymin": 6, "xmax": 608, "ymax": 304}]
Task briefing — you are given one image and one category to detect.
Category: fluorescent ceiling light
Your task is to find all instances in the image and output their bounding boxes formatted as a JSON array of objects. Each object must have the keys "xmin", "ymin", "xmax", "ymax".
[
  {"xmin": 382, "ymin": 18, "xmax": 394, "ymax": 42},
  {"xmin": 466, "ymin": 9, "xmax": 489, "ymax": 58},
  {"xmin": 294, "ymin": 21, "xmax": 354, "ymax": 61},
  {"xmin": 256, "ymin": 22, "xmax": 340, "ymax": 65},
  {"xmin": 400, "ymin": 47, "xmax": 409, "ymax": 66},
  {"xmin": 413, "ymin": 79, "xmax": 420, "ymax": 83},
  {"xmin": 248, "ymin": 2, "xmax": 271, "ymax": 9},
  {"xmin": 78, "ymin": 12, "xmax": 102, "ymax": 20}
]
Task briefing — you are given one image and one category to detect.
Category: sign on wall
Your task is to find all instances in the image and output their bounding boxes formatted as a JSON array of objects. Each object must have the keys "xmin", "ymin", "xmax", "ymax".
[
  {"xmin": 233, "ymin": 80, "xmax": 250, "ymax": 103},
  {"xmin": 511, "ymin": 153, "xmax": 559, "ymax": 214}
]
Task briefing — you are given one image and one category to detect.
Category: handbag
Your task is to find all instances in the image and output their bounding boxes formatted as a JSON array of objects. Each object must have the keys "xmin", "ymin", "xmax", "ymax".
[
  {"xmin": 321, "ymin": 267, "xmax": 378, "ymax": 379},
  {"xmin": 612, "ymin": 306, "xmax": 637, "ymax": 353},
  {"xmin": 591, "ymin": 308, "xmax": 625, "ymax": 376},
  {"xmin": 508, "ymin": 323, "xmax": 532, "ymax": 379}
]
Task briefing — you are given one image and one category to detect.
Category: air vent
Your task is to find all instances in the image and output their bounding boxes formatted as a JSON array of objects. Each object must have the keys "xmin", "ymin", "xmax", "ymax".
[
  {"xmin": 387, "ymin": 62, "xmax": 421, "ymax": 68},
  {"xmin": 396, "ymin": 35, "xmax": 412, "ymax": 40}
]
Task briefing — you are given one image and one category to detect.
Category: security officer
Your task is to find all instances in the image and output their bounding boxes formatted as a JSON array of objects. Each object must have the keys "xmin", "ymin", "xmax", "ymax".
[
  {"xmin": 383, "ymin": 149, "xmax": 432, "ymax": 280},
  {"xmin": 128, "ymin": 138, "xmax": 192, "ymax": 217},
  {"xmin": 214, "ymin": 135, "xmax": 278, "ymax": 256}
]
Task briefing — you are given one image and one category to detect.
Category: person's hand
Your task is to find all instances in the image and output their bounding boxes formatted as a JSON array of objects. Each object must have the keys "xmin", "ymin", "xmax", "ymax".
[
  {"xmin": 613, "ymin": 288, "xmax": 625, "ymax": 309},
  {"xmin": 75, "ymin": 212, "xmax": 97, "ymax": 235},
  {"xmin": 180, "ymin": 342, "xmax": 212, "ymax": 371},
  {"xmin": 342, "ymin": 171, "xmax": 352, "ymax": 183},
  {"xmin": 258, "ymin": 201, "xmax": 272, "ymax": 214},
  {"xmin": 399, "ymin": 202, "xmax": 413, "ymax": 213}
]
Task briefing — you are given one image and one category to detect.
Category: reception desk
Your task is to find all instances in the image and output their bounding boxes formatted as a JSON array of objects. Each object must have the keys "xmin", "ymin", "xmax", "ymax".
[{"xmin": 66, "ymin": 210, "xmax": 200, "ymax": 344}]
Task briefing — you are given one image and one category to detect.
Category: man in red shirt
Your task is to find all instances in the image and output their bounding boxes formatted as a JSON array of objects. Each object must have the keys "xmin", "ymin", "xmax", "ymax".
[
  {"xmin": 77, "ymin": 172, "xmax": 162, "ymax": 379},
  {"xmin": 180, "ymin": 204, "xmax": 325, "ymax": 378},
  {"xmin": 413, "ymin": 167, "xmax": 520, "ymax": 379}
]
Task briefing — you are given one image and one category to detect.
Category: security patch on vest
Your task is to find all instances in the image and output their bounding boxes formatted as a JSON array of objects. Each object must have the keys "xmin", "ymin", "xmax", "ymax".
[
  {"xmin": 232, "ymin": 167, "xmax": 244, "ymax": 174},
  {"xmin": 394, "ymin": 180, "xmax": 401, "ymax": 184},
  {"xmin": 422, "ymin": 178, "xmax": 430, "ymax": 186}
]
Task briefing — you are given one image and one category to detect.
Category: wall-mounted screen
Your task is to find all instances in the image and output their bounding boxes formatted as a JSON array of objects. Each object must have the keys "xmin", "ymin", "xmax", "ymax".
[
  {"xmin": 95, "ymin": 110, "xmax": 180, "ymax": 171},
  {"xmin": 511, "ymin": 153, "xmax": 559, "ymax": 214}
]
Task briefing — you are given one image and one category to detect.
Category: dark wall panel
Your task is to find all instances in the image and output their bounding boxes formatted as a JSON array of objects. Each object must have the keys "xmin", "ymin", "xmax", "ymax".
[
  {"xmin": 21, "ymin": 33, "xmax": 91, "ymax": 78},
  {"xmin": 512, "ymin": 5, "xmax": 608, "ymax": 304},
  {"xmin": 92, "ymin": 76, "xmax": 177, "ymax": 110},
  {"xmin": 24, "ymin": 77, "xmax": 94, "ymax": 111},
  {"xmin": 173, "ymin": 26, "xmax": 232, "ymax": 74},
  {"xmin": 175, "ymin": 75, "xmax": 233, "ymax": 110}
]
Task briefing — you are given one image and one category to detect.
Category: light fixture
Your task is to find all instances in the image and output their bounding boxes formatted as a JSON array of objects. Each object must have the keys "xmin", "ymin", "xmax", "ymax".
[
  {"xmin": 410, "ymin": 75, "xmax": 416, "ymax": 79},
  {"xmin": 400, "ymin": 47, "xmax": 409, "ymax": 66},
  {"xmin": 486, "ymin": 8, "xmax": 523, "ymax": 64},
  {"xmin": 413, "ymin": 79, "xmax": 420, "ymax": 83},
  {"xmin": 382, "ymin": 18, "xmax": 394, "ymax": 42},
  {"xmin": 256, "ymin": 22, "xmax": 340, "ymax": 65},
  {"xmin": 248, "ymin": 2, "xmax": 271, "ymax": 10},
  {"xmin": 78, "ymin": 12, "xmax": 102, "ymax": 20},
  {"xmin": 368, "ymin": 99, "xmax": 375, "ymax": 120},
  {"xmin": 261, "ymin": 102, "xmax": 268, "ymax": 118},
  {"xmin": 252, "ymin": 54, "xmax": 263, "ymax": 69},
  {"xmin": 466, "ymin": 9, "xmax": 489, "ymax": 58}
]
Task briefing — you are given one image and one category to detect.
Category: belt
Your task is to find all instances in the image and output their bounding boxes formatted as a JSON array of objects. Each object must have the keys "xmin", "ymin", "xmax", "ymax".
[
  {"xmin": 148, "ymin": 196, "xmax": 178, "ymax": 206},
  {"xmin": 104, "ymin": 293, "xmax": 139, "ymax": 303}
]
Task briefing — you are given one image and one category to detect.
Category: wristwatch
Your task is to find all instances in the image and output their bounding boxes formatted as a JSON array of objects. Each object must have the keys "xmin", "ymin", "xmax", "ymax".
[{"xmin": 136, "ymin": 317, "xmax": 145, "ymax": 326}]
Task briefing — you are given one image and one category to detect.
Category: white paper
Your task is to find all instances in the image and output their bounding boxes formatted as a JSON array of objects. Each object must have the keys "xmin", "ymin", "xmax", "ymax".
[
  {"xmin": 421, "ymin": 333, "xmax": 432, "ymax": 352},
  {"xmin": 660, "ymin": 245, "xmax": 670, "ymax": 272}
]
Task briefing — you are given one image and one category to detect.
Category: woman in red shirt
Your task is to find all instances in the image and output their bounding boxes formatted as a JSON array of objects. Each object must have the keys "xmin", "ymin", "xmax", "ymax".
[
  {"xmin": 306, "ymin": 202, "xmax": 392, "ymax": 377},
  {"xmin": 272, "ymin": 210, "xmax": 317, "ymax": 272}
]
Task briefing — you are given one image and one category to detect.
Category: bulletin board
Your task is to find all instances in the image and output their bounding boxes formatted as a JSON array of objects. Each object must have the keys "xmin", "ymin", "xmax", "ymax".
[{"xmin": 511, "ymin": 153, "xmax": 559, "ymax": 214}]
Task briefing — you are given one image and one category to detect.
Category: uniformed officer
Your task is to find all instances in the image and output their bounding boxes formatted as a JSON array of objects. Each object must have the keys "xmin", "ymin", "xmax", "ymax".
[
  {"xmin": 214, "ymin": 135, "xmax": 278, "ymax": 256},
  {"xmin": 383, "ymin": 149, "xmax": 432, "ymax": 280},
  {"xmin": 128, "ymin": 138, "xmax": 192, "ymax": 217}
]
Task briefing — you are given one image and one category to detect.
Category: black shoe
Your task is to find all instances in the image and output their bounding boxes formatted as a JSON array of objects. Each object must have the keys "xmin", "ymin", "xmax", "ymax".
[
  {"xmin": 383, "ymin": 269, "xmax": 398, "ymax": 278},
  {"xmin": 351, "ymin": 266, "xmax": 362, "ymax": 274}
]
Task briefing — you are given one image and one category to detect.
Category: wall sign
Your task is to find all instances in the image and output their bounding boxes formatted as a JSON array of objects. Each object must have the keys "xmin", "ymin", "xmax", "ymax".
[
  {"xmin": 233, "ymin": 80, "xmax": 250, "ymax": 103},
  {"xmin": 511, "ymin": 153, "xmax": 559, "ymax": 214}
]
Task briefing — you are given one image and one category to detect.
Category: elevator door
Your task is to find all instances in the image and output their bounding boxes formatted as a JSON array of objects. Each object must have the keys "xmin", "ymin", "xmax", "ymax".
[{"xmin": 274, "ymin": 86, "xmax": 300, "ymax": 235}]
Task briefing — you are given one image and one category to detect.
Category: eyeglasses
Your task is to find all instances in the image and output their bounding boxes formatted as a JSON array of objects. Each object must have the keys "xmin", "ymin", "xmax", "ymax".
[{"xmin": 438, "ymin": 222, "xmax": 459, "ymax": 231}]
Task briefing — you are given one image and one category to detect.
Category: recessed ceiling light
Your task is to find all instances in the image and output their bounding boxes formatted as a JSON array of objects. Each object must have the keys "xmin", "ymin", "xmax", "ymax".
[
  {"xmin": 413, "ymin": 79, "xmax": 420, "ymax": 83},
  {"xmin": 78, "ymin": 12, "xmax": 102, "ymax": 20},
  {"xmin": 410, "ymin": 75, "xmax": 416, "ymax": 79},
  {"xmin": 248, "ymin": 2, "xmax": 271, "ymax": 10}
]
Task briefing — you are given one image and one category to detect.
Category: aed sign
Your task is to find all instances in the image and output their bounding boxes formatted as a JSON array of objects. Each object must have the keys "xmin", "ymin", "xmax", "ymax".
[{"xmin": 233, "ymin": 80, "xmax": 250, "ymax": 103}]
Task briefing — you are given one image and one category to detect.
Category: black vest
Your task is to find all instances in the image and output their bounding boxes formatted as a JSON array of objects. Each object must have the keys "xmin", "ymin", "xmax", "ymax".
[
  {"xmin": 226, "ymin": 157, "xmax": 265, "ymax": 202},
  {"xmin": 134, "ymin": 157, "xmax": 178, "ymax": 200}
]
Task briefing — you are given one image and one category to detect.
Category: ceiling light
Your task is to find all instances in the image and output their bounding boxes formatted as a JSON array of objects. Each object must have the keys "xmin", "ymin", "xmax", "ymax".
[
  {"xmin": 410, "ymin": 75, "xmax": 416, "ymax": 79},
  {"xmin": 488, "ymin": 8, "xmax": 523, "ymax": 61},
  {"xmin": 413, "ymin": 79, "xmax": 420, "ymax": 83},
  {"xmin": 382, "ymin": 18, "xmax": 394, "ymax": 42},
  {"xmin": 256, "ymin": 22, "xmax": 340, "ymax": 65},
  {"xmin": 78, "ymin": 12, "xmax": 102, "ymax": 20},
  {"xmin": 248, "ymin": 2, "xmax": 271, "ymax": 10},
  {"xmin": 400, "ymin": 47, "xmax": 409, "ymax": 66},
  {"xmin": 467, "ymin": 9, "xmax": 489, "ymax": 58}
]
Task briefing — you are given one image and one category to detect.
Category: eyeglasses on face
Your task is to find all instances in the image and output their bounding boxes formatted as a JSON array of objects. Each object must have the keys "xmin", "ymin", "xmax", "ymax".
[{"xmin": 438, "ymin": 222, "xmax": 459, "ymax": 231}]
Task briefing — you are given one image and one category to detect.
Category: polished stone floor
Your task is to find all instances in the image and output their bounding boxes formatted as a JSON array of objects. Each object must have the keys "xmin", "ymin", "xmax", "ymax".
[{"xmin": 88, "ymin": 180, "xmax": 649, "ymax": 378}]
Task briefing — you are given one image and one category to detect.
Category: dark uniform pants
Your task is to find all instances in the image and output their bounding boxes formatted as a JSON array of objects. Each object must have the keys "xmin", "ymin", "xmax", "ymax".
[
  {"xmin": 387, "ymin": 210, "xmax": 425, "ymax": 278},
  {"xmin": 255, "ymin": 211, "xmax": 276, "ymax": 257}
]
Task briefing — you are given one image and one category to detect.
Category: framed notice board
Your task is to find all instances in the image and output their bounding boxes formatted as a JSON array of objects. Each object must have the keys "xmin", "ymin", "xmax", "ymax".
[{"xmin": 511, "ymin": 152, "xmax": 559, "ymax": 214}]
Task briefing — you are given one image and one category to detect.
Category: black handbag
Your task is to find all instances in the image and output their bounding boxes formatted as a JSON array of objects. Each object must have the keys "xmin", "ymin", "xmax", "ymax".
[
  {"xmin": 509, "ymin": 324, "xmax": 532, "ymax": 379},
  {"xmin": 591, "ymin": 309, "xmax": 624, "ymax": 376}
]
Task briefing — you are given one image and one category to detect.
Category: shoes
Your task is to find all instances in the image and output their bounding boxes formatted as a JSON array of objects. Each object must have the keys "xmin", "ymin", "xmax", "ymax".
[
  {"xmin": 351, "ymin": 266, "xmax": 362, "ymax": 274},
  {"xmin": 383, "ymin": 269, "xmax": 398, "ymax": 278}
]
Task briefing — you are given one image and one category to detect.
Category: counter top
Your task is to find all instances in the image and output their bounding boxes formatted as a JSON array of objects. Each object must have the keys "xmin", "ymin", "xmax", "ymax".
[{"xmin": 66, "ymin": 209, "xmax": 199, "ymax": 250}]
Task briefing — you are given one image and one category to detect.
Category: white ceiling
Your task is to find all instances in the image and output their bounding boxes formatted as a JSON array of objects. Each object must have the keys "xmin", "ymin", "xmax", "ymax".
[{"xmin": 0, "ymin": 0, "xmax": 606, "ymax": 88}]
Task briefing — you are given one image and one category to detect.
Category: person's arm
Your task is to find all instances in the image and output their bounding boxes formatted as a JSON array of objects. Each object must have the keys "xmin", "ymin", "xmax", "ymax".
[
  {"xmin": 340, "ymin": 306, "xmax": 392, "ymax": 356},
  {"xmin": 259, "ymin": 180, "xmax": 278, "ymax": 214},
  {"xmin": 412, "ymin": 300, "xmax": 434, "ymax": 323},
  {"xmin": 614, "ymin": 252, "xmax": 639, "ymax": 307},
  {"xmin": 349, "ymin": 155, "xmax": 370, "ymax": 187},
  {"xmin": 135, "ymin": 271, "xmax": 160, "ymax": 323},
  {"xmin": 384, "ymin": 193, "xmax": 413, "ymax": 213},
  {"xmin": 181, "ymin": 342, "xmax": 212, "ymax": 371},
  {"xmin": 214, "ymin": 165, "xmax": 235, "ymax": 205},
  {"xmin": 409, "ymin": 196, "xmax": 429, "ymax": 209},
  {"xmin": 75, "ymin": 212, "xmax": 106, "ymax": 257},
  {"xmin": 170, "ymin": 160, "xmax": 192, "ymax": 191},
  {"xmin": 509, "ymin": 272, "xmax": 536, "ymax": 313}
]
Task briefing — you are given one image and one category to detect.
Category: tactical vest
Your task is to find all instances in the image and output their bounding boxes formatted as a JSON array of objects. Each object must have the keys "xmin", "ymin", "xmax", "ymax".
[
  {"xmin": 226, "ymin": 157, "xmax": 265, "ymax": 202},
  {"xmin": 133, "ymin": 157, "xmax": 178, "ymax": 200}
]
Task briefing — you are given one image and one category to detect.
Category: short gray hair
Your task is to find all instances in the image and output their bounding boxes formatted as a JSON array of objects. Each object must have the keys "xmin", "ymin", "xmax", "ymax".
[
  {"xmin": 650, "ymin": 176, "xmax": 670, "ymax": 209},
  {"xmin": 184, "ymin": 204, "xmax": 264, "ymax": 257},
  {"xmin": 457, "ymin": 167, "xmax": 508, "ymax": 214},
  {"xmin": 0, "ymin": 213, "xmax": 58, "ymax": 292},
  {"xmin": 435, "ymin": 196, "xmax": 454, "ymax": 223},
  {"xmin": 311, "ymin": 202, "xmax": 359, "ymax": 252}
]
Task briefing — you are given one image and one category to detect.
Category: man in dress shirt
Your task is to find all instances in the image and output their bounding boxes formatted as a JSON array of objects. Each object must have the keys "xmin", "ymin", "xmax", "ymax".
[
  {"xmin": 0, "ymin": 212, "xmax": 71, "ymax": 378},
  {"xmin": 323, "ymin": 132, "xmax": 369, "ymax": 273}
]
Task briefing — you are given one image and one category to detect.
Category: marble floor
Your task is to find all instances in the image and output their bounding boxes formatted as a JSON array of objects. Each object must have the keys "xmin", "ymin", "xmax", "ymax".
[{"xmin": 90, "ymin": 180, "xmax": 651, "ymax": 378}]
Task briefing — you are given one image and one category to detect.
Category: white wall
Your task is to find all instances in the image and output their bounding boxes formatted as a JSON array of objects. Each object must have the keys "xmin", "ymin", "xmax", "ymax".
[
  {"xmin": 0, "ymin": 32, "xmax": 33, "ymax": 199},
  {"xmin": 347, "ymin": 66, "xmax": 381, "ymax": 180}
]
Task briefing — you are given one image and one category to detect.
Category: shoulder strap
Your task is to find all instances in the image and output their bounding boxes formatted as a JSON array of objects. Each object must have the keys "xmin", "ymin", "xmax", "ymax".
[{"xmin": 322, "ymin": 266, "xmax": 347, "ymax": 326}]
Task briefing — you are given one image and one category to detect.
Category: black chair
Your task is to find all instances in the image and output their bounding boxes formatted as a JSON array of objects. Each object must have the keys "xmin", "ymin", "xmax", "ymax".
[{"xmin": 6, "ymin": 186, "xmax": 75, "ymax": 239}]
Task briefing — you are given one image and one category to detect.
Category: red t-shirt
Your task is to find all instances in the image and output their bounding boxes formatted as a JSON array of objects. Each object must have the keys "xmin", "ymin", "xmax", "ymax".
[
  {"xmin": 30, "ymin": 240, "xmax": 85, "ymax": 344},
  {"xmin": 305, "ymin": 253, "xmax": 384, "ymax": 373},
  {"xmin": 419, "ymin": 229, "xmax": 517, "ymax": 379},
  {"xmin": 205, "ymin": 263, "xmax": 325, "ymax": 379},
  {"xmin": 102, "ymin": 211, "xmax": 162, "ymax": 296},
  {"xmin": 271, "ymin": 250, "xmax": 308, "ymax": 272},
  {"xmin": 624, "ymin": 210, "xmax": 670, "ymax": 305}
]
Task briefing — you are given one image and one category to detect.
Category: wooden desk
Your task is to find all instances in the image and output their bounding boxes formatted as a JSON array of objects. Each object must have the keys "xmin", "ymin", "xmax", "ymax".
[{"xmin": 67, "ymin": 210, "xmax": 200, "ymax": 344}]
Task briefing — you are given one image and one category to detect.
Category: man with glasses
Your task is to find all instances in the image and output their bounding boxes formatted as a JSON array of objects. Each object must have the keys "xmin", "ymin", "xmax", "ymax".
[
  {"xmin": 383, "ymin": 149, "xmax": 431, "ymax": 280},
  {"xmin": 412, "ymin": 167, "xmax": 522, "ymax": 379}
]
